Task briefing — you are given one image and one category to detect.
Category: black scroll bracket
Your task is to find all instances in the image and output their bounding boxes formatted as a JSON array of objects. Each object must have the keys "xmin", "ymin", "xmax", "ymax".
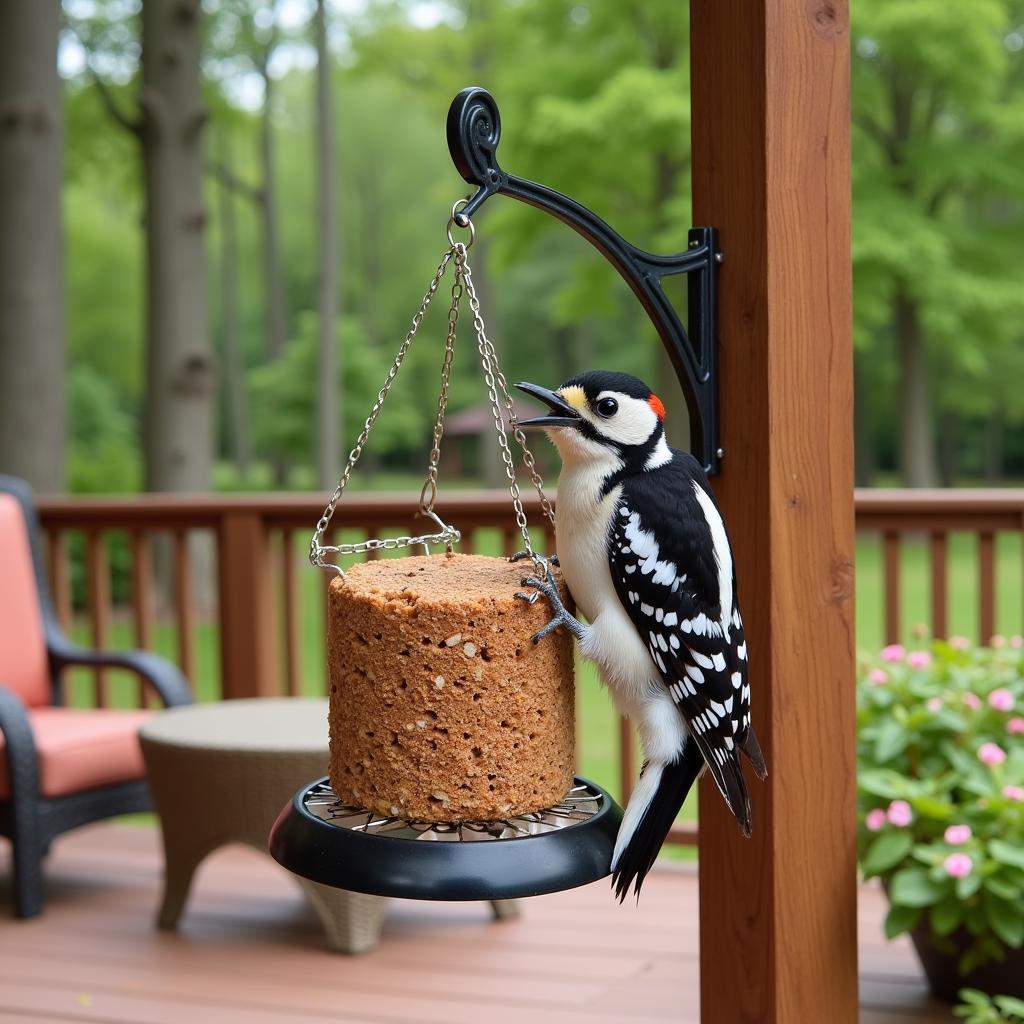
[{"xmin": 447, "ymin": 86, "xmax": 723, "ymax": 475}]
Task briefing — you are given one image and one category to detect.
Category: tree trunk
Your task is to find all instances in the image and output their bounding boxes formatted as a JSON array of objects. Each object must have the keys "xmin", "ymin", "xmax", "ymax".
[
  {"xmin": 937, "ymin": 410, "xmax": 959, "ymax": 487},
  {"xmin": 215, "ymin": 134, "xmax": 250, "ymax": 477},
  {"xmin": 258, "ymin": 71, "xmax": 288, "ymax": 358},
  {"xmin": 0, "ymin": 0, "xmax": 65, "ymax": 493},
  {"xmin": 894, "ymin": 286, "xmax": 937, "ymax": 487},
  {"xmin": 314, "ymin": 0, "xmax": 339, "ymax": 490},
  {"xmin": 140, "ymin": 0, "xmax": 214, "ymax": 494},
  {"xmin": 983, "ymin": 408, "xmax": 1004, "ymax": 483},
  {"xmin": 853, "ymin": 352, "xmax": 875, "ymax": 486}
]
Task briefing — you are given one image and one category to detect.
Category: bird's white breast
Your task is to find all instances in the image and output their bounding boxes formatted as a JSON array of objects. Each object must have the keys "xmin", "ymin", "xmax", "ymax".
[{"xmin": 555, "ymin": 461, "xmax": 661, "ymax": 718}]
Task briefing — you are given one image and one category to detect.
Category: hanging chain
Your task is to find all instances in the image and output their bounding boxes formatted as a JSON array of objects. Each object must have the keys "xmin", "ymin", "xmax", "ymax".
[
  {"xmin": 418, "ymin": 263, "xmax": 461, "ymax": 525},
  {"xmin": 310, "ymin": 245, "xmax": 461, "ymax": 576},
  {"xmin": 456, "ymin": 242, "xmax": 556, "ymax": 575},
  {"xmin": 310, "ymin": 204, "xmax": 556, "ymax": 579}
]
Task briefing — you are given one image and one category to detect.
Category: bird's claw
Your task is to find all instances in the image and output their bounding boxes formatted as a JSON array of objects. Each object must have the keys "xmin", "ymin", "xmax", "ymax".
[
  {"xmin": 513, "ymin": 569, "xmax": 584, "ymax": 643},
  {"xmin": 508, "ymin": 549, "xmax": 559, "ymax": 567}
]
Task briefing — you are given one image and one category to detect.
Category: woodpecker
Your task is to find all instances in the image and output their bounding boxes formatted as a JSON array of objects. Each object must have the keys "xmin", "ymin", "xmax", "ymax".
[{"xmin": 513, "ymin": 370, "xmax": 766, "ymax": 901}]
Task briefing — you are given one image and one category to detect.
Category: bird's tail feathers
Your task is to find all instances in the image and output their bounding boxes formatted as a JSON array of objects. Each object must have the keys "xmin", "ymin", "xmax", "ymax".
[
  {"xmin": 741, "ymin": 726, "xmax": 768, "ymax": 780},
  {"xmin": 692, "ymin": 733, "xmax": 753, "ymax": 837},
  {"xmin": 610, "ymin": 742, "xmax": 703, "ymax": 903}
]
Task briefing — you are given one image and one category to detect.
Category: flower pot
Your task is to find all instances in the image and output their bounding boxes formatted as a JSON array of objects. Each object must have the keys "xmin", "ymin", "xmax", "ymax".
[{"xmin": 910, "ymin": 921, "xmax": 1024, "ymax": 1003}]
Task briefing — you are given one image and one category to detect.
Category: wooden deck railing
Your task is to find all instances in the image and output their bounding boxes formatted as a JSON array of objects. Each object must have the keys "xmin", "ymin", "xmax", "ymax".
[{"xmin": 36, "ymin": 487, "xmax": 1024, "ymax": 848}]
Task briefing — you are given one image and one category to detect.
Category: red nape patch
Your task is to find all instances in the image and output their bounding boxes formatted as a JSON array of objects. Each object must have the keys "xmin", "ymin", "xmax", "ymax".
[{"xmin": 648, "ymin": 394, "xmax": 666, "ymax": 421}]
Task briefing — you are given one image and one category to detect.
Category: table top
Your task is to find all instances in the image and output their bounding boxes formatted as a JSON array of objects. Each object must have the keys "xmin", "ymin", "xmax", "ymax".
[{"xmin": 139, "ymin": 698, "xmax": 329, "ymax": 753}]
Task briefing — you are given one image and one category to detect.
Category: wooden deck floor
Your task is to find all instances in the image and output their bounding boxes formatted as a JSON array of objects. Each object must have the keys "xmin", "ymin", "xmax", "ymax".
[{"xmin": 0, "ymin": 823, "xmax": 953, "ymax": 1024}]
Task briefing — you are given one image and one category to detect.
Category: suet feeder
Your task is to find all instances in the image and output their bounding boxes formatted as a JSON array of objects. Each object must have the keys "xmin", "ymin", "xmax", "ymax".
[{"xmin": 269, "ymin": 86, "xmax": 720, "ymax": 901}]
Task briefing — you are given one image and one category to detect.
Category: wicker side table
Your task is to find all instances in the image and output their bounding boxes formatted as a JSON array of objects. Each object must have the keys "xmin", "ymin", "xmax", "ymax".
[{"xmin": 139, "ymin": 699, "xmax": 515, "ymax": 953}]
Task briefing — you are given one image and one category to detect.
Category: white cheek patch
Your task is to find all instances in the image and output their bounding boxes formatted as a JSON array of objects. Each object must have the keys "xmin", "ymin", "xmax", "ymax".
[{"xmin": 594, "ymin": 392, "xmax": 659, "ymax": 446}]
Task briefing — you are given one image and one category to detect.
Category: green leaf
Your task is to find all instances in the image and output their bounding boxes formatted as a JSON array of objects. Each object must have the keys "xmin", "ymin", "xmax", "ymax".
[
  {"xmin": 874, "ymin": 718, "xmax": 909, "ymax": 763},
  {"xmin": 984, "ymin": 891, "xmax": 1024, "ymax": 948},
  {"xmin": 931, "ymin": 899, "xmax": 964, "ymax": 937},
  {"xmin": 862, "ymin": 831, "xmax": 914, "ymax": 876},
  {"xmin": 909, "ymin": 795, "xmax": 954, "ymax": 820},
  {"xmin": 994, "ymin": 995, "xmax": 1024, "ymax": 1019},
  {"xmin": 890, "ymin": 867, "xmax": 945, "ymax": 908},
  {"xmin": 983, "ymin": 875, "xmax": 1022, "ymax": 901},
  {"xmin": 858, "ymin": 769, "xmax": 906, "ymax": 799},
  {"xmin": 958, "ymin": 872, "xmax": 983, "ymax": 900},
  {"xmin": 991, "ymin": 840, "xmax": 1024, "ymax": 870},
  {"xmin": 884, "ymin": 902, "xmax": 921, "ymax": 939}
]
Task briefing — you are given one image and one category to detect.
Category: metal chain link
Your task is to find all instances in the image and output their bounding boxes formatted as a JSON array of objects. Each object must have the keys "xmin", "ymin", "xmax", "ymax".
[
  {"xmin": 456, "ymin": 243, "xmax": 556, "ymax": 575},
  {"xmin": 310, "ymin": 245, "xmax": 461, "ymax": 576}
]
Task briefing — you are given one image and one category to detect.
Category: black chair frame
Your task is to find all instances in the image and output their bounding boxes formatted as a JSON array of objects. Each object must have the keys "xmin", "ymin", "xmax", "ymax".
[{"xmin": 0, "ymin": 475, "xmax": 192, "ymax": 918}]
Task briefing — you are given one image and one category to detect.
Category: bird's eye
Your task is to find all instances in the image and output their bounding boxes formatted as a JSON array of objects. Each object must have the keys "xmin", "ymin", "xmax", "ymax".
[{"xmin": 596, "ymin": 397, "xmax": 618, "ymax": 418}]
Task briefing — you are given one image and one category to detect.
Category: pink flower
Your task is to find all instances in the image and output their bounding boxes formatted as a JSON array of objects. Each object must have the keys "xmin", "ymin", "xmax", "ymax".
[
  {"xmin": 868, "ymin": 669, "xmax": 888, "ymax": 685},
  {"xmin": 978, "ymin": 742, "xmax": 1007, "ymax": 766},
  {"xmin": 949, "ymin": 635, "xmax": 971, "ymax": 650},
  {"xmin": 944, "ymin": 824, "xmax": 972, "ymax": 845},
  {"xmin": 887, "ymin": 800, "xmax": 913, "ymax": 827},
  {"xmin": 907, "ymin": 651, "xmax": 932, "ymax": 669},
  {"xmin": 963, "ymin": 693, "xmax": 982, "ymax": 711},
  {"xmin": 865, "ymin": 809, "xmax": 887, "ymax": 832},
  {"xmin": 881, "ymin": 644, "xmax": 905, "ymax": 663},
  {"xmin": 1007, "ymin": 717, "xmax": 1024, "ymax": 736},
  {"xmin": 1011, "ymin": 635, "xmax": 1024, "ymax": 649},
  {"xmin": 1002, "ymin": 785, "xmax": 1024, "ymax": 802},
  {"xmin": 992, "ymin": 635, "xmax": 1007, "ymax": 649},
  {"xmin": 926, "ymin": 697, "xmax": 943, "ymax": 712},
  {"xmin": 944, "ymin": 853, "xmax": 973, "ymax": 878},
  {"xmin": 989, "ymin": 688, "xmax": 1015, "ymax": 712}
]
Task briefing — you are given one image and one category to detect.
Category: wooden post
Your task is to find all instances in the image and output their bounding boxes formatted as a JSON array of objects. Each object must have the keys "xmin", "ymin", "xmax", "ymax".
[
  {"xmin": 690, "ymin": 3, "xmax": 857, "ymax": 1022},
  {"xmin": 218, "ymin": 512, "xmax": 279, "ymax": 699}
]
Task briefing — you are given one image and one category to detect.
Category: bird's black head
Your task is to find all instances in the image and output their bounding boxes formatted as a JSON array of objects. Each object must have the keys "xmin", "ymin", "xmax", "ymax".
[{"xmin": 515, "ymin": 371, "xmax": 670, "ymax": 473}]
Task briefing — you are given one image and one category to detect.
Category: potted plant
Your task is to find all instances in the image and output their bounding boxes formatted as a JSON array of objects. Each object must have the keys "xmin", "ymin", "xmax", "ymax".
[{"xmin": 858, "ymin": 636, "xmax": 1024, "ymax": 1003}]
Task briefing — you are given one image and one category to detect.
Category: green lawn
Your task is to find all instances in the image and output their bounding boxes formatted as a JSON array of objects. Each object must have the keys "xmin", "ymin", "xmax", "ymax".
[{"xmin": 65, "ymin": 526, "xmax": 1022, "ymax": 857}]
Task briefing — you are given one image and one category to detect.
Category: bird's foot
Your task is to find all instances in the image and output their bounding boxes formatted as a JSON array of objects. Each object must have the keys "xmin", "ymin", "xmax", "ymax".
[
  {"xmin": 508, "ymin": 549, "xmax": 559, "ymax": 567},
  {"xmin": 514, "ymin": 568, "xmax": 584, "ymax": 643}
]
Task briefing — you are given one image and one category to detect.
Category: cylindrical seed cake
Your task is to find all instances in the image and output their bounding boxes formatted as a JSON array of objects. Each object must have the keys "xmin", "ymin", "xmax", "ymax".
[{"xmin": 327, "ymin": 553, "xmax": 575, "ymax": 821}]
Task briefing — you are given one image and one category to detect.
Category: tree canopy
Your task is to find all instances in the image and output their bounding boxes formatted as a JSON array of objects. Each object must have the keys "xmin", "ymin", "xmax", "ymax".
[{"xmin": 48, "ymin": 0, "xmax": 1024, "ymax": 491}]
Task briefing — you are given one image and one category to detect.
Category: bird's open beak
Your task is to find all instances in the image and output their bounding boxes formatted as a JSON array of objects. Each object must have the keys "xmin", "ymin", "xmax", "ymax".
[{"xmin": 515, "ymin": 382, "xmax": 581, "ymax": 429}]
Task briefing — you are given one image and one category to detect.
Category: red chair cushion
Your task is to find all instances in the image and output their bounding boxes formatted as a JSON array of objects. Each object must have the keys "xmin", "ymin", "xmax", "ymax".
[
  {"xmin": 0, "ymin": 707, "xmax": 152, "ymax": 799},
  {"xmin": 0, "ymin": 494, "xmax": 50, "ymax": 708}
]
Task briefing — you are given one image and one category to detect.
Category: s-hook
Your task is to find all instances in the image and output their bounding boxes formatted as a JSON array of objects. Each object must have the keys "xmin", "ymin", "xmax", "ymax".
[{"xmin": 446, "ymin": 86, "xmax": 723, "ymax": 475}]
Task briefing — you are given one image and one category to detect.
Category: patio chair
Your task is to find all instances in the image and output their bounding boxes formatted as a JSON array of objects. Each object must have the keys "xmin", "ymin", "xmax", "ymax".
[{"xmin": 0, "ymin": 474, "xmax": 192, "ymax": 918}]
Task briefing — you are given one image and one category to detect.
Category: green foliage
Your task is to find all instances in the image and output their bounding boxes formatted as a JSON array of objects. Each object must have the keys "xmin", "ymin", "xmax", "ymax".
[
  {"xmin": 248, "ymin": 313, "xmax": 426, "ymax": 470},
  {"xmin": 956, "ymin": 989, "xmax": 1024, "ymax": 1023},
  {"xmin": 59, "ymin": 0, "xmax": 1024, "ymax": 488},
  {"xmin": 858, "ymin": 639, "xmax": 1024, "ymax": 973},
  {"xmin": 852, "ymin": 0, "xmax": 1024, "ymax": 436}
]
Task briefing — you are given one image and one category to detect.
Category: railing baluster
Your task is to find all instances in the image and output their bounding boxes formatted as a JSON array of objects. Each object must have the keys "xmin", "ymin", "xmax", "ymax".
[
  {"xmin": 618, "ymin": 716, "xmax": 635, "ymax": 806},
  {"xmin": 46, "ymin": 529, "xmax": 73, "ymax": 634},
  {"xmin": 47, "ymin": 529, "xmax": 73, "ymax": 704},
  {"xmin": 173, "ymin": 530, "xmax": 196, "ymax": 685},
  {"xmin": 930, "ymin": 532, "xmax": 948, "ymax": 640},
  {"xmin": 883, "ymin": 531, "xmax": 901, "ymax": 645},
  {"xmin": 979, "ymin": 531, "xmax": 996, "ymax": 644},
  {"xmin": 282, "ymin": 529, "xmax": 301, "ymax": 698},
  {"xmin": 131, "ymin": 531, "xmax": 155, "ymax": 707},
  {"xmin": 502, "ymin": 527, "xmax": 518, "ymax": 557},
  {"xmin": 85, "ymin": 531, "xmax": 111, "ymax": 707}
]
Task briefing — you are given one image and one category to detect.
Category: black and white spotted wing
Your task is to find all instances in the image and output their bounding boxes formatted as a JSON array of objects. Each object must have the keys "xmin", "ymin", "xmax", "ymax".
[{"xmin": 606, "ymin": 452, "xmax": 765, "ymax": 833}]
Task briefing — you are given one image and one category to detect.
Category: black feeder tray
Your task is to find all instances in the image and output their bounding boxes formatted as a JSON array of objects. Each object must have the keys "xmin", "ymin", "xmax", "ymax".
[{"xmin": 269, "ymin": 776, "xmax": 623, "ymax": 901}]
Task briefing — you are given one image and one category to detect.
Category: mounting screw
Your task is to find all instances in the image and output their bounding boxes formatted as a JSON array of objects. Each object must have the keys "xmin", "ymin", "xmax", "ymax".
[
  {"xmin": 716, "ymin": 448, "xmax": 725, "ymax": 459},
  {"xmin": 689, "ymin": 240, "xmax": 699, "ymax": 248},
  {"xmin": 715, "ymin": 252, "xmax": 725, "ymax": 263}
]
